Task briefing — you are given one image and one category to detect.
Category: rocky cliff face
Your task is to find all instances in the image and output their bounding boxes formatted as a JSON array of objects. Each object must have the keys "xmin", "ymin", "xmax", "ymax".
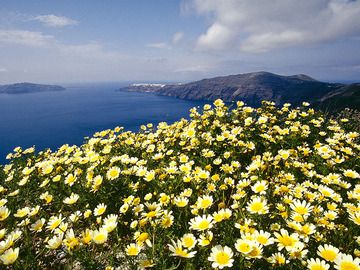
[{"xmin": 119, "ymin": 72, "xmax": 347, "ymax": 107}]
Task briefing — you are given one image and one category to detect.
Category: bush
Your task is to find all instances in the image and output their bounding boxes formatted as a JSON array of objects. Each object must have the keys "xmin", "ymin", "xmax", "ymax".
[
  {"xmin": 0, "ymin": 100, "xmax": 359, "ymax": 269},
  {"xmin": 334, "ymin": 108, "xmax": 360, "ymax": 133}
]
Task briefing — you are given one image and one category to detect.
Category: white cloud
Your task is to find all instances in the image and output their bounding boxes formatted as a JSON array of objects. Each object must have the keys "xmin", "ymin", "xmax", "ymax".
[
  {"xmin": 191, "ymin": 0, "xmax": 360, "ymax": 53},
  {"xmin": 146, "ymin": 42, "xmax": 169, "ymax": 49},
  {"xmin": 175, "ymin": 64, "xmax": 212, "ymax": 73},
  {"xmin": 146, "ymin": 32, "xmax": 184, "ymax": 49},
  {"xmin": 241, "ymin": 30, "xmax": 306, "ymax": 53},
  {"xmin": 0, "ymin": 30, "xmax": 55, "ymax": 47},
  {"xmin": 172, "ymin": 31, "xmax": 184, "ymax": 44},
  {"xmin": 197, "ymin": 23, "xmax": 234, "ymax": 50},
  {"xmin": 0, "ymin": 29, "xmax": 124, "ymax": 62},
  {"xmin": 33, "ymin": 14, "xmax": 78, "ymax": 27},
  {"xmin": 0, "ymin": 67, "xmax": 7, "ymax": 72}
]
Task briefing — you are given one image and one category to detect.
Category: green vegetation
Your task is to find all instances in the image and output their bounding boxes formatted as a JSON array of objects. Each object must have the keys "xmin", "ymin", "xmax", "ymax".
[
  {"xmin": 0, "ymin": 100, "xmax": 359, "ymax": 269},
  {"xmin": 319, "ymin": 85, "xmax": 360, "ymax": 112}
]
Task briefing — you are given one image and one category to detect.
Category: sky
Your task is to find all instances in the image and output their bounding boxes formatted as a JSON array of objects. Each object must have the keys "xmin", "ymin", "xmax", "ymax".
[{"xmin": 0, "ymin": 0, "xmax": 360, "ymax": 84}]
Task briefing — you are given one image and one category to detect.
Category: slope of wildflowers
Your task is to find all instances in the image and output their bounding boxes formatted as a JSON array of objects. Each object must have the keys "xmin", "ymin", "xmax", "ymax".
[{"xmin": 0, "ymin": 100, "xmax": 359, "ymax": 269}]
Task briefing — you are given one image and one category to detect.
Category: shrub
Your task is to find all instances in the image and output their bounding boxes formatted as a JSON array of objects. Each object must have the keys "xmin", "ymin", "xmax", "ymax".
[{"xmin": 0, "ymin": 100, "xmax": 359, "ymax": 269}]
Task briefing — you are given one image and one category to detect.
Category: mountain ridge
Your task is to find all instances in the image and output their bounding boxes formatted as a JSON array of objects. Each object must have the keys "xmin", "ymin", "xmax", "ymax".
[
  {"xmin": 119, "ymin": 72, "xmax": 359, "ymax": 109},
  {"xmin": 0, "ymin": 82, "xmax": 65, "ymax": 94}
]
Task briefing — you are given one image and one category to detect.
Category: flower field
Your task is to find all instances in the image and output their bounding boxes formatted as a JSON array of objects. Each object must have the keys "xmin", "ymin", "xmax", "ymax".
[{"xmin": 0, "ymin": 99, "xmax": 359, "ymax": 269}]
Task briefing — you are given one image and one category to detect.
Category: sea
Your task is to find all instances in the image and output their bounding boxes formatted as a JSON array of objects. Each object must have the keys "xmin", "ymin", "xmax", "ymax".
[{"xmin": 0, "ymin": 82, "xmax": 207, "ymax": 164}]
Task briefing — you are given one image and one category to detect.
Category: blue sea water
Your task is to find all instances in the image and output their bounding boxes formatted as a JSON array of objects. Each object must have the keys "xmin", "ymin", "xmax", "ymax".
[{"xmin": 0, "ymin": 82, "xmax": 207, "ymax": 164}]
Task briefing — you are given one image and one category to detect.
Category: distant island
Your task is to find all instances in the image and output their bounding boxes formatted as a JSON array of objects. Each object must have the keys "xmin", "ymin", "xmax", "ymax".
[
  {"xmin": 119, "ymin": 72, "xmax": 360, "ymax": 110},
  {"xmin": 0, "ymin": 83, "xmax": 65, "ymax": 94}
]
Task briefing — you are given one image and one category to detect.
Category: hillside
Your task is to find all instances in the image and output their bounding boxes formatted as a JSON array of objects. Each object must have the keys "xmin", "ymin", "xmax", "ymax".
[
  {"xmin": 315, "ymin": 83, "xmax": 360, "ymax": 111},
  {"xmin": 0, "ymin": 83, "xmax": 65, "ymax": 94},
  {"xmin": 119, "ymin": 72, "xmax": 356, "ymax": 107}
]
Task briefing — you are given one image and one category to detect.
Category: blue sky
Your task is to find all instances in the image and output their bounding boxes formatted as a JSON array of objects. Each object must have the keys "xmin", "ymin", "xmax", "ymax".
[{"xmin": 0, "ymin": 0, "xmax": 360, "ymax": 83}]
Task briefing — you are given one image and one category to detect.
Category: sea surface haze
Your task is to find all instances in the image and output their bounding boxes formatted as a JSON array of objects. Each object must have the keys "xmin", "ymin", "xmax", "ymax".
[{"xmin": 0, "ymin": 82, "xmax": 206, "ymax": 163}]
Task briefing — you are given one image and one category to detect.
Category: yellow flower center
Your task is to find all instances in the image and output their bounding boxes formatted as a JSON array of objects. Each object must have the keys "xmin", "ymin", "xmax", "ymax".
[
  {"xmin": 187, "ymin": 129, "xmax": 195, "ymax": 137},
  {"xmin": 310, "ymin": 264, "xmax": 326, "ymax": 270},
  {"xmin": 0, "ymin": 211, "xmax": 9, "ymax": 221},
  {"xmin": 339, "ymin": 262, "xmax": 358, "ymax": 270},
  {"xmin": 162, "ymin": 217, "xmax": 172, "ymax": 227},
  {"xmin": 238, "ymin": 243, "xmax": 251, "ymax": 253},
  {"xmin": 250, "ymin": 201, "xmax": 264, "ymax": 212},
  {"xmin": 276, "ymin": 255, "xmax": 286, "ymax": 264},
  {"xmin": 183, "ymin": 238, "xmax": 195, "ymax": 248},
  {"xmin": 146, "ymin": 211, "xmax": 156, "ymax": 218},
  {"xmin": 97, "ymin": 208, "xmax": 105, "ymax": 215},
  {"xmin": 214, "ymin": 213, "xmax": 223, "ymax": 222},
  {"xmin": 256, "ymin": 235, "xmax": 268, "ymax": 245},
  {"xmin": 3, "ymin": 253, "xmax": 17, "ymax": 265},
  {"xmin": 293, "ymin": 214, "xmax": 305, "ymax": 222},
  {"xmin": 66, "ymin": 238, "xmax": 79, "ymax": 249},
  {"xmin": 321, "ymin": 249, "xmax": 338, "ymax": 261},
  {"xmin": 137, "ymin": 233, "xmax": 149, "ymax": 242},
  {"xmin": 110, "ymin": 170, "xmax": 118, "ymax": 178},
  {"xmin": 175, "ymin": 248, "xmax": 188, "ymax": 257},
  {"xmin": 67, "ymin": 175, "xmax": 75, "ymax": 183},
  {"xmin": 177, "ymin": 200, "xmax": 187, "ymax": 207},
  {"xmin": 248, "ymin": 247, "xmax": 261, "ymax": 257},
  {"xmin": 127, "ymin": 246, "xmax": 139, "ymax": 256},
  {"xmin": 50, "ymin": 220, "xmax": 61, "ymax": 230},
  {"xmin": 94, "ymin": 234, "xmax": 106, "ymax": 243},
  {"xmin": 198, "ymin": 220, "xmax": 210, "ymax": 230},
  {"xmin": 280, "ymin": 235, "xmax": 294, "ymax": 247},
  {"xmin": 294, "ymin": 206, "xmax": 308, "ymax": 215},
  {"xmin": 198, "ymin": 172, "xmax": 208, "ymax": 179},
  {"xmin": 216, "ymin": 251, "xmax": 230, "ymax": 265},
  {"xmin": 255, "ymin": 185, "xmax": 265, "ymax": 192},
  {"xmin": 200, "ymin": 199, "xmax": 212, "ymax": 209}
]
